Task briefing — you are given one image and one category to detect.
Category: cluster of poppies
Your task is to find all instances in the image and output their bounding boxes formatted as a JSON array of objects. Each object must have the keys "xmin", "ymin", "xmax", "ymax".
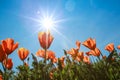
[
  {"xmin": 0, "ymin": 38, "xmax": 30, "ymax": 70},
  {"xmin": 67, "ymin": 37, "xmax": 120, "ymax": 64},
  {"xmin": 0, "ymin": 31, "xmax": 120, "ymax": 80},
  {"xmin": 36, "ymin": 31, "xmax": 57, "ymax": 63},
  {"xmin": 0, "ymin": 38, "xmax": 18, "ymax": 70}
]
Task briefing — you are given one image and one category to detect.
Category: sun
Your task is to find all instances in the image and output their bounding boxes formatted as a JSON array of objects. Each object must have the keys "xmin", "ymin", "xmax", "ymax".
[
  {"xmin": 23, "ymin": 10, "xmax": 66, "ymax": 33},
  {"xmin": 37, "ymin": 10, "xmax": 57, "ymax": 31},
  {"xmin": 41, "ymin": 17, "xmax": 54, "ymax": 30}
]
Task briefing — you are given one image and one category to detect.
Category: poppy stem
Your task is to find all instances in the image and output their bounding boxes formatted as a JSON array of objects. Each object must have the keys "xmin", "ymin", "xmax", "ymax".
[
  {"xmin": 1, "ymin": 62, "xmax": 6, "ymax": 72},
  {"xmin": 1, "ymin": 62, "xmax": 7, "ymax": 80},
  {"xmin": 100, "ymin": 52, "xmax": 103, "ymax": 57},
  {"xmin": 43, "ymin": 48, "xmax": 47, "ymax": 80},
  {"xmin": 23, "ymin": 60, "xmax": 24, "ymax": 65},
  {"xmin": 44, "ymin": 49, "xmax": 47, "ymax": 65}
]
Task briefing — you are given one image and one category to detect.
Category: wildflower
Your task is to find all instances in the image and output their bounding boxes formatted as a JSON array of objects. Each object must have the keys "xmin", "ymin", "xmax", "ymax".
[
  {"xmin": 47, "ymin": 50, "xmax": 56, "ymax": 60},
  {"xmin": 82, "ymin": 38, "xmax": 96, "ymax": 50},
  {"xmin": 1, "ymin": 38, "xmax": 18, "ymax": 55},
  {"xmin": 75, "ymin": 52, "xmax": 84, "ymax": 62},
  {"xmin": 36, "ymin": 49, "xmax": 46, "ymax": 59},
  {"xmin": 0, "ymin": 75, "xmax": 2, "ymax": 80},
  {"xmin": 0, "ymin": 44, "xmax": 6, "ymax": 62},
  {"xmin": 102, "ymin": 55, "xmax": 106, "ymax": 59},
  {"xmin": 86, "ymin": 51, "xmax": 93, "ymax": 56},
  {"xmin": 90, "ymin": 48, "xmax": 101, "ymax": 56},
  {"xmin": 67, "ymin": 48, "xmax": 79, "ymax": 58},
  {"xmin": 38, "ymin": 31, "xmax": 54, "ymax": 49},
  {"xmin": 48, "ymin": 51, "xmax": 57, "ymax": 63},
  {"xmin": 105, "ymin": 43, "xmax": 114, "ymax": 53},
  {"xmin": 117, "ymin": 45, "xmax": 120, "ymax": 50},
  {"xmin": 59, "ymin": 56, "xmax": 65, "ymax": 68},
  {"xmin": 51, "ymin": 57, "xmax": 58, "ymax": 63},
  {"xmin": 76, "ymin": 41, "xmax": 81, "ymax": 49},
  {"xmin": 4, "ymin": 58, "xmax": 13, "ymax": 70},
  {"xmin": 36, "ymin": 50, "xmax": 56, "ymax": 60},
  {"xmin": 59, "ymin": 56, "xmax": 65, "ymax": 63},
  {"xmin": 83, "ymin": 56, "xmax": 90, "ymax": 64},
  {"xmin": 17, "ymin": 48, "xmax": 29, "ymax": 61},
  {"xmin": 77, "ymin": 52, "xmax": 84, "ymax": 60}
]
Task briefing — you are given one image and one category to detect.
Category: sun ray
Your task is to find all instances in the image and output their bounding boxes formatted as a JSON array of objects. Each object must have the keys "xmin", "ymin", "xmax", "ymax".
[
  {"xmin": 52, "ymin": 27, "xmax": 73, "ymax": 46},
  {"xmin": 36, "ymin": 11, "xmax": 72, "ymax": 47},
  {"xmin": 19, "ymin": 9, "xmax": 72, "ymax": 48}
]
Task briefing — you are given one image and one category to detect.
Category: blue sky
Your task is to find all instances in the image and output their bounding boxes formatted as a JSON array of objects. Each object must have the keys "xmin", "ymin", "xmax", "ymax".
[{"xmin": 0, "ymin": 0, "xmax": 120, "ymax": 69}]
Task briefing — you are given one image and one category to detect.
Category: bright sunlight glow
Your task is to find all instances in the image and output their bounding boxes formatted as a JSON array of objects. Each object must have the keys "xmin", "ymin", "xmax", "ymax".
[
  {"xmin": 23, "ymin": 10, "xmax": 67, "ymax": 33},
  {"xmin": 41, "ymin": 17, "xmax": 54, "ymax": 29}
]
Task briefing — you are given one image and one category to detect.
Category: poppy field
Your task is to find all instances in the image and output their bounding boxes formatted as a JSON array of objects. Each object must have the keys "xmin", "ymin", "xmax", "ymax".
[{"xmin": 0, "ymin": 31, "xmax": 120, "ymax": 80}]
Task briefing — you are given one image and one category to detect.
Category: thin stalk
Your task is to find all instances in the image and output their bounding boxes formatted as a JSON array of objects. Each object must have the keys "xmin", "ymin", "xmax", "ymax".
[
  {"xmin": 23, "ymin": 60, "xmax": 24, "ymax": 65},
  {"xmin": 1, "ymin": 62, "xmax": 6, "ymax": 80},
  {"xmin": 1, "ymin": 62, "xmax": 6, "ymax": 72},
  {"xmin": 100, "ymin": 52, "xmax": 103, "ymax": 57},
  {"xmin": 44, "ymin": 48, "xmax": 47, "ymax": 80},
  {"xmin": 44, "ymin": 48, "xmax": 47, "ymax": 64}
]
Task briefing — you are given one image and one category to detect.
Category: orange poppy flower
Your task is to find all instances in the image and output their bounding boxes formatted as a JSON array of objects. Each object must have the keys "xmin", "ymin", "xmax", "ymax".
[
  {"xmin": 86, "ymin": 51, "xmax": 93, "ymax": 56},
  {"xmin": 75, "ymin": 57, "xmax": 81, "ymax": 62},
  {"xmin": 47, "ymin": 50, "xmax": 56, "ymax": 59},
  {"xmin": 76, "ymin": 52, "xmax": 84, "ymax": 62},
  {"xmin": 67, "ymin": 48, "xmax": 79, "ymax": 58},
  {"xmin": 77, "ymin": 52, "xmax": 84, "ymax": 60},
  {"xmin": 4, "ymin": 58, "xmax": 13, "ymax": 70},
  {"xmin": 36, "ymin": 49, "xmax": 46, "ymax": 59},
  {"xmin": 1, "ymin": 38, "xmax": 18, "ymax": 55},
  {"xmin": 51, "ymin": 57, "xmax": 58, "ymax": 63},
  {"xmin": 0, "ymin": 44, "xmax": 6, "ymax": 62},
  {"xmin": 105, "ymin": 43, "xmax": 114, "ymax": 53},
  {"xmin": 17, "ymin": 48, "xmax": 29, "ymax": 61},
  {"xmin": 36, "ymin": 50, "xmax": 56, "ymax": 60},
  {"xmin": 90, "ymin": 48, "xmax": 101, "ymax": 56},
  {"xmin": 59, "ymin": 56, "xmax": 65, "ymax": 68},
  {"xmin": 59, "ymin": 56, "xmax": 65, "ymax": 63},
  {"xmin": 83, "ymin": 56, "xmax": 90, "ymax": 64},
  {"xmin": 82, "ymin": 38, "xmax": 96, "ymax": 50},
  {"xmin": 117, "ymin": 45, "xmax": 120, "ymax": 50},
  {"xmin": 0, "ymin": 75, "xmax": 2, "ymax": 80},
  {"xmin": 76, "ymin": 41, "xmax": 81, "ymax": 49},
  {"xmin": 38, "ymin": 31, "xmax": 54, "ymax": 49}
]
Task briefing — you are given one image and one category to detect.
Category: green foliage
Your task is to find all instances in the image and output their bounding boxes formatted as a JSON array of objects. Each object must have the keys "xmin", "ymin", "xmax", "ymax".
[
  {"xmin": 51, "ymin": 50, "xmax": 120, "ymax": 80},
  {"xmin": 0, "ymin": 50, "xmax": 120, "ymax": 80}
]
